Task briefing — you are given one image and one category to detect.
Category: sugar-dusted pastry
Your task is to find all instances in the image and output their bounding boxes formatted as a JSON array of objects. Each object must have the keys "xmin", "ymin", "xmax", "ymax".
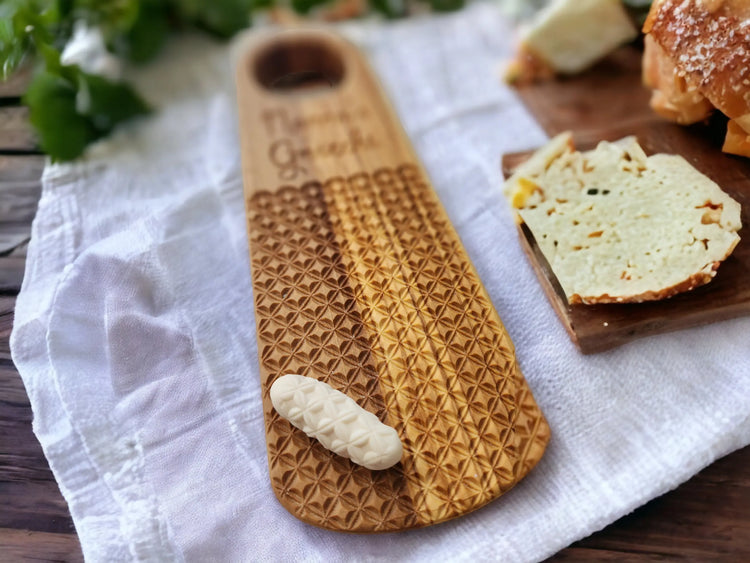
[{"xmin": 643, "ymin": 0, "xmax": 750, "ymax": 157}]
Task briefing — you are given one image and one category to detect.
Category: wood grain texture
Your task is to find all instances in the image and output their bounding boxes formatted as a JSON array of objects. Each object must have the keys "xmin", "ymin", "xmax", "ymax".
[
  {"xmin": 552, "ymin": 446, "xmax": 750, "ymax": 560},
  {"xmin": 0, "ymin": 107, "xmax": 37, "ymax": 153},
  {"xmin": 236, "ymin": 28, "xmax": 549, "ymax": 532},
  {"xmin": 0, "ymin": 141, "xmax": 83, "ymax": 561},
  {"xmin": 0, "ymin": 529, "xmax": 83, "ymax": 562},
  {"xmin": 0, "ymin": 155, "xmax": 45, "ymax": 183},
  {"xmin": 0, "ymin": 66, "xmax": 31, "ymax": 98},
  {"xmin": 502, "ymin": 45, "xmax": 750, "ymax": 353},
  {"xmin": 0, "ymin": 157, "xmax": 42, "ymax": 291},
  {"xmin": 0, "ymin": 316, "xmax": 82, "ymax": 558}
]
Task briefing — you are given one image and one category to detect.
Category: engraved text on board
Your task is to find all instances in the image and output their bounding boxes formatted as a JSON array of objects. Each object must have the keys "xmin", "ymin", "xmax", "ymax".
[{"xmin": 261, "ymin": 105, "xmax": 380, "ymax": 181}]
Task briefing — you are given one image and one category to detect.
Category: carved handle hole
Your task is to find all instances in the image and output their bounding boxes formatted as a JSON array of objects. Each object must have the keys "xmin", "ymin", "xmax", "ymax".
[{"xmin": 253, "ymin": 37, "xmax": 345, "ymax": 93}]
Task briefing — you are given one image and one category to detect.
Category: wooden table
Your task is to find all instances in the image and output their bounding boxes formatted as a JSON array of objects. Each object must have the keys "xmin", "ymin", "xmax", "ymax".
[{"xmin": 1, "ymin": 51, "xmax": 749, "ymax": 560}]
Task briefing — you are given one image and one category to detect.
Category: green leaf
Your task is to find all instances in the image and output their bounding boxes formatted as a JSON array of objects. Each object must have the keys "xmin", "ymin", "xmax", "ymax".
[
  {"xmin": 36, "ymin": 42, "xmax": 62, "ymax": 73},
  {"xmin": 0, "ymin": 0, "xmax": 63, "ymax": 78},
  {"xmin": 1, "ymin": 4, "xmax": 34, "ymax": 79},
  {"xmin": 75, "ymin": 0, "xmax": 140, "ymax": 33},
  {"xmin": 177, "ymin": 0, "xmax": 253, "ymax": 38},
  {"xmin": 1, "ymin": 35, "xmax": 29, "ymax": 80},
  {"xmin": 124, "ymin": 1, "xmax": 171, "ymax": 63},
  {"xmin": 368, "ymin": 0, "xmax": 407, "ymax": 18},
  {"xmin": 621, "ymin": 0, "xmax": 652, "ymax": 26},
  {"xmin": 77, "ymin": 71, "xmax": 150, "ymax": 130},
  {"xmin": 23, "ymin": 70, "xmax": 98, "ymax": 161},
  {"xmin": 427, "ymin": 0, "xmax": 464, "ymax": 13},
  {"xmin": 56, "ymin": 0, "xmax": 74, "ymax": 19},
  {"xmin": 24, "ymin": 63, "xmax": 150, "ymax": 162},
  {"xmin": 290, "ymin": 0, "xmax": 328, "ymax": 15}
]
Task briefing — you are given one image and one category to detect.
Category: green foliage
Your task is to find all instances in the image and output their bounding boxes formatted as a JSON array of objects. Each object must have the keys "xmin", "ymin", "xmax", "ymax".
[
  {"xmin": 176, "ymin": 0, "xmax": 254, "ymax": 38},
  {"xmin": 76, "ymin": 71, "xmax": 150, "ymax": 129},
  {"xmin": 290, "ymin": 0, "xmax": 328, "ymax": 16},
  {"xmin": 1, "ymin": 0, "xmax": 469, "ymax": 161},
  {"xmin": 427, "ymin": 0, "xmax": 464, "ymax": 13},
  {"xmin": 621, "ymin": 0, "xmax": 653, "ymax": 26},
  {"xmin": 0, "ymin": 0, "xmax": 61, "ymax": 80},
  {"xmin": 23, "ymin": 51, "xmax": 149, "ymax": 162},
  {"xmin": 368, "ymin": 0, "xmax": 406, "ymax": 19},
  {"xmin": 122, "ymin": 1, "xmax": 171, "ymax": 63},
  {"xmin": 24, "ymin": 70, "xmax": 99, "ymax": 161}
]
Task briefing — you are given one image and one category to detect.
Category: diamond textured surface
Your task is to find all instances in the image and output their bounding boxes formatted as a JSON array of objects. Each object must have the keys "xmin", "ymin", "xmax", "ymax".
[{"xmin": 247, "ymin": 163, "xmax": 550, "ymax": 532}]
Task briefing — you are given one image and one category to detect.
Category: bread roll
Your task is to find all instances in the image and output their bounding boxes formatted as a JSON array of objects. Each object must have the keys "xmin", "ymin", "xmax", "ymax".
[
  {"xmin": 504, "ymin": 133, "xmax": 742, "ymax": 304},
  {"xmin": 643, "ymin": 0, "xmax": 750, "ymax": 157}
]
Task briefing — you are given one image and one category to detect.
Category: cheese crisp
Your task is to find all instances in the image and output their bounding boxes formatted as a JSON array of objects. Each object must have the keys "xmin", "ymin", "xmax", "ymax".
[{"xmin": 504, "ymin": 133, "xmax": 742, "ymax": 304}]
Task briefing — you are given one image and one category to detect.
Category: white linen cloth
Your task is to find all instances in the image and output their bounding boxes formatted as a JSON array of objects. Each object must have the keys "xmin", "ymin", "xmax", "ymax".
[{"xmin": 11, "ymin": 4, "xmax": 750, "ymax": 561}]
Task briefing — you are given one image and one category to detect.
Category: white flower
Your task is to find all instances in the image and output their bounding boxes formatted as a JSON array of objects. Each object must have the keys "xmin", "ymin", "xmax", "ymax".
[{"xmin": 61, "ymin": 21, "xmax": 122, "ymax": 82}]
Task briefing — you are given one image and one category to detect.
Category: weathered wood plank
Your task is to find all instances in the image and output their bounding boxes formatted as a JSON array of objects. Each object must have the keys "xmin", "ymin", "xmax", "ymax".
[
  {"xmin": 0, "ymin": 155, "xmax": 45, "ymax": 183},
  {"xmin": 0, "ymin": 154, "xmax": 43, "ymax": 256},
  {"xmin": 0, "ymin": 529, "xmax": 83, "ymax": 563},
  {"xmin": 7, "ymin": 240, "xmax": 29, "ymax": 258},
  {"xmin": 0, "ymin": 107, "xmax": 37, "ymax": 152},
  {"xmin": 552, "ymin": 446, "xmax": 750, "ymax": 560},
  {"xmin": 0, "ymin": 360, "xmax": 29, "ymax": 406},
  {"xmin": 0, "ymin": 295, "xmax": 16, "ymax": 318},
  {"xmin": 0, "ymin": 352, "xmax": 79, "ymax": 550},
  {"xmin": 0, "ymin": 226, "xmax": 31, "ymax": 257},
  {"xmin": 0, "ymin": 480, "xmax": 77, "ymax": 533},
  {"xmin": 0, "ymin": 400, "xmax": 38, "ymax": 473},
  {"xmin": 0, "ymin": 179, "xmax": 42, "ymax": 223},
  {"xmin": 516, "ymin": 45, "xmax": 653, "ymax": 142},
  {"xmin": 0, "ymin": 137, "xmax": 76, "ymax": 560},
  {"xmin": 0, "ymin": 256, "xmax": 26, "ymax": 295},
  {"xmin": 551, "ymin": 547, "xmax": 675, "ymax": 560},
  {"xmin": 0, "ymin": 297, "xmax": 16, "ymax": 363},
  {"xmin": 0, "ymin": 66, "xmax": 32, "ymax": 98}
]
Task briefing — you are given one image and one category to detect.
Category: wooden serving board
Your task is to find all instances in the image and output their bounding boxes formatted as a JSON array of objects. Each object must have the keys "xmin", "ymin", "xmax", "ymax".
[
  {"xmin": 235, "ymin": 29, "xmax": 550, "ymax": 532},
  {"xmin": 502, "ymin": 45, "xmax": 750, "ymax": 354}
]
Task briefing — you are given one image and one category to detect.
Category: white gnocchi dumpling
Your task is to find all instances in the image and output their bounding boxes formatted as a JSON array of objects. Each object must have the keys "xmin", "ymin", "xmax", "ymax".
[{"xmin": 270, "ymin": 373, "xmax": 403, "ymax": 470}]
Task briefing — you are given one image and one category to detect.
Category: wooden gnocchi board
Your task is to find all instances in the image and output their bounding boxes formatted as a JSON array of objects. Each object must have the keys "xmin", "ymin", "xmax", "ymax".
[
  {"xmin": 235, "ymin": 29, "xmax": 550, "ymax": 532},
  {"xmin": 502, "ymin": 45, "xmax": 750, "ymax": 354}
]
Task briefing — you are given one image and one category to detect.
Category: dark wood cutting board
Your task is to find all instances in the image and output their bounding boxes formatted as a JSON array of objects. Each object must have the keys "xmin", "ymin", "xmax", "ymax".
[{"xmin": 502, "ymin": 45, "xmax": 750, "ymax": 354}]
